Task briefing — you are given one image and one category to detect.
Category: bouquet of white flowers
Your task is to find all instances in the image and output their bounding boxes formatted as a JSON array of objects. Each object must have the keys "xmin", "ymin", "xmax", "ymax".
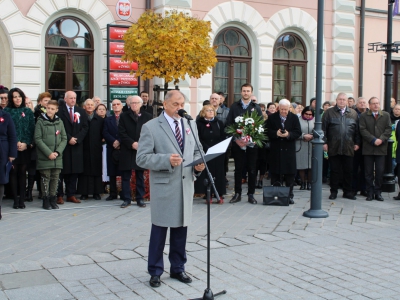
[{"xmin": 225, "ymin": 111, "xmax": 267, "ymax": 149}]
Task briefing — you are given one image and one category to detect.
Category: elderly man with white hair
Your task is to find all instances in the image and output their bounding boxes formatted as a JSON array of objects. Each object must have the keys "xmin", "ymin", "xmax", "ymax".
[
  {"xmin": 266, "ymin": 99, "xmax": 302, "ymax": 204},
  {"xmin": 122, "ymin": 95, "xmax": 134, "ymax": 112},
  {"xmin": 56, "ymin": 91, "xmax": 89, "ymax": 204},
  {"xmin": 118, "ymin": 95, "xmax": 152, "ymax": 208}
]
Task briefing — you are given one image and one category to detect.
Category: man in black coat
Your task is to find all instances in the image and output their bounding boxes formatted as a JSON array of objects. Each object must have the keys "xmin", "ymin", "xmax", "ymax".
[
  {"xmin": 77, "ymin": 99, "xmax": 104, "ymax": 200},
  {"xmin": 103, "ymin": 99, "xmax": 123, "ymax": 200},
  {"xmin": 56, "ymin": 91, "xmax": 88, "ymax": 204},
  {"xmin": 225, "ymin": 83, "xmax": 263, "ymax": 205},
  {"xmin": 140, "ymin": 91, "xmax": 153, "ymax": 115},
  {"xmin": 118, "ymin": 96, "xmax": 152, "ymax": 208},
  {"xmin": 267, "ymin": 99, "xmax": 302, "ymax": 203}
]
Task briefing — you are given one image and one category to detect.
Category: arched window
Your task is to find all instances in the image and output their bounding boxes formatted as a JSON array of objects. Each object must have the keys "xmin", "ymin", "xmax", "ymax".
[
  {"xmin": 273, "ymin": 33, "xmax": 307, "ymax": 105},
  {"xmin": 213, "ymin": 28, "xmax": 252, "ymax": 106},
  {"xmin": 45, "ymin": 17, "xmax": 94, "ymax": 105}
]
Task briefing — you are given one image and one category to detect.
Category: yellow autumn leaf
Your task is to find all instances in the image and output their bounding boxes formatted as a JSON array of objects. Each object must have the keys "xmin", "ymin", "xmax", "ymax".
[{"xmin": 123, "ymin": 10, "xmax": 217, "ymax": 85}]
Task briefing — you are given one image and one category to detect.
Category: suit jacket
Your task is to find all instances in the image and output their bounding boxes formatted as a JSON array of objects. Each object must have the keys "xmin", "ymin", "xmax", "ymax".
[
  {"xmin": 267, "ymin": 112, "xmax": 302, "ymax": 175},
  {"xmin": 103, "ymin": 114, "xmax": 121, "ymax": 176},
  {"xmin": 136, "ymin": 113, "xmax": 203, "ymax": 227},
  {"xmin": 118, "ymin": 110, "xmax": 152, "ymax": 171},
  {"xmin": 57, "ymin": 104, "xmax": 88, "ymax": 174}
]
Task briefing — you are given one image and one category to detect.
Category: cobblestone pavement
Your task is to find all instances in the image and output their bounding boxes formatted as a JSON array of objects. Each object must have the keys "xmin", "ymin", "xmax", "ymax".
[{"xmin": 1, "ymin": 170, "xmax": 400, "ymax": 300}]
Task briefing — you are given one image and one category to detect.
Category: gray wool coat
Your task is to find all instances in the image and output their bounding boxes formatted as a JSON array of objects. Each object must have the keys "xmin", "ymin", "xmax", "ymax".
[
  {"xmin": 136, "ymin": 113, "xmax": 203, "ymax": 228},
  {"xmin": 295, "ymin": 116, "xmax": 315, "ymax": 169}
]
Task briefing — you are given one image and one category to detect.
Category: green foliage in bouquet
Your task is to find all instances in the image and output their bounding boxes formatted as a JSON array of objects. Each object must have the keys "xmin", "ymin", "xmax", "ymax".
[{"xmin": 225, "ymin": 111, "xmax": 267, "ymax": 148}]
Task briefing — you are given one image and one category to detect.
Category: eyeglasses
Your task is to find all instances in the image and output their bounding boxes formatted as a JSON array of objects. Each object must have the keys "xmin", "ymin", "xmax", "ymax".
[
  {"xmin": 112, "ymin": 103, "xmax": 121, "ymax": 106},
  {"xmin": 304, "ymin": 113, "xmax": 313, "ymax": 116},
  {"xmin": 0, "ymin": 97, "xmax": 7, "ymax": 100}
]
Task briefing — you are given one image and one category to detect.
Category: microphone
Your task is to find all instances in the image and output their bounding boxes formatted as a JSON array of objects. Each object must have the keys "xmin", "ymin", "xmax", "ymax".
[{"xmin": 178, "ymin": 109, "xmax": 193, "ymax": 120}]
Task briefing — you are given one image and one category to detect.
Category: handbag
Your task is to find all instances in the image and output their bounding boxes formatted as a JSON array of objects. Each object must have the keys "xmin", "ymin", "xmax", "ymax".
[{"xmin": 263, "ymin": 181, "xmax": 290, "ymax": 206}]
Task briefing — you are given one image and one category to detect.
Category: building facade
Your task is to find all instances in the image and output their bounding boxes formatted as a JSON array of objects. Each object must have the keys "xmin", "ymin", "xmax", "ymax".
[{"xmin": 0, "ymin": 0, "xmax": 399, "ymax": 113}]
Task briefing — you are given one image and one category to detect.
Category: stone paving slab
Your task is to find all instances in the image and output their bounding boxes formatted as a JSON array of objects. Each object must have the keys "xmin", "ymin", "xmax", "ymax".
[
  {"xmin": 1, "ymin": 169, "xmax": 400, "ymax": 299},
  {"xmin": 4, "ymin": 283, "xmax": 73, "ymax": 300}
]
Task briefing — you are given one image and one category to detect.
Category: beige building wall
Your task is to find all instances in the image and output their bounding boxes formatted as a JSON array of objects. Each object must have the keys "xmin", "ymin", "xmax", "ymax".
[{"xmin": 0, "ymin": 0, "xmax": 399, "ymax": 112}]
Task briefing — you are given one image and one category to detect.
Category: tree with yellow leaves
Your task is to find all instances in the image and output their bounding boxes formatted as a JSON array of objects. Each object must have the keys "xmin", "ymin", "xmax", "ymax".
[{"xmin": 122, "ymin": 10, "xmax": 217, "ymax": 85}]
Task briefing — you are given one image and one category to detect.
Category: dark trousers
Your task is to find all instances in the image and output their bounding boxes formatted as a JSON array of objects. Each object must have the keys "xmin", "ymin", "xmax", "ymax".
[
  {"xmin": 271, "ymin": 173, "xmax": 295, "ymax": 198},
  {"xmin": 329, "ymin": 155, "xmax": 353, "ymax": 194},
  {"xmin": 232, "ymin": 144, "xmax": 258, "ymax": 194},
  {"xmin": 352, "ymin": 149, "xmax": 366, "ymax": 192},
  {"xmin": 109, "ymin": 175, "xmax": 117, "ymax": 197},
  {"xmin": 148, "ymin": 224, "xmax": 188, "ymax": 276},
  {"xmin": 121, "ymin": 169, "xmax": 144, "ymax": 203},
  {"xmin": 57, "ymin": 173, "xmax": 78, "ymax": 197},
  {"xmin": 364, "ymin": 155, "xmax": 385, "ymax": 194}
]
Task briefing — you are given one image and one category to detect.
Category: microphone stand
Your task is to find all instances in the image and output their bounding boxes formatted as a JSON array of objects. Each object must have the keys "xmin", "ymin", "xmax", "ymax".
[{"xmin": 184, "ymin": 117, "xmax": 227, "ymax": 300}]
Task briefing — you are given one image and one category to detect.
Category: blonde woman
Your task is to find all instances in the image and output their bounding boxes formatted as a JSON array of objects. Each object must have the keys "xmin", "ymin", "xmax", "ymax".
[{"xmin": 194, "ymin": 105, "xmax": 226, "ymax": 204}]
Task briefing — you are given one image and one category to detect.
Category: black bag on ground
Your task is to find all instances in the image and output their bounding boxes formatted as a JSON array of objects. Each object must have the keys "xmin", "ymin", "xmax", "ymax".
[{"xmin": 263, "ymin": 181, "xmax": 290, "ymax": 206}]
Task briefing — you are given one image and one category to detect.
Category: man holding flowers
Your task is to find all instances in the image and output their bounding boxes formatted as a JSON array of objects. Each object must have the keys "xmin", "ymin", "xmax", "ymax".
[{"xmin": 225, "ymin": 83, "xmax": 263, "ymax": 204}]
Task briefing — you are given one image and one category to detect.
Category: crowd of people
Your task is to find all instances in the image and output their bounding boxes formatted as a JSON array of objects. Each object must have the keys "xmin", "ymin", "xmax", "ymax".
[{"xmin": 0, "ymin": 82, "xmax": 399, "ymax": 221}]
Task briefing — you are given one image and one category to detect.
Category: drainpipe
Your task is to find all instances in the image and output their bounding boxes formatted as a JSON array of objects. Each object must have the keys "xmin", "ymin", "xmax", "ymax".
[{"xmin": 358, "ymin": 0, "xmax": 365, "ymax": 97}]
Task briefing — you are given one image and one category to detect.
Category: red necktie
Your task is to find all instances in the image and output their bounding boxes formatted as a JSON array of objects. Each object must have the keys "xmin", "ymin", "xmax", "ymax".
[
  {"xmin": 69, "ymin": 107, "xmax": 73, "ymax": 122},
  {"xmin": 374, "ymin": 113, "xmax": 378, "ymax": 120}
]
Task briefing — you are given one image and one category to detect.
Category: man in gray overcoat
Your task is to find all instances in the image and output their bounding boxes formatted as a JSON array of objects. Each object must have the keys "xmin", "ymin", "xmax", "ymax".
[{"xmin": 136, "ymin": 90, "xmax": 205, "ymax": 288}]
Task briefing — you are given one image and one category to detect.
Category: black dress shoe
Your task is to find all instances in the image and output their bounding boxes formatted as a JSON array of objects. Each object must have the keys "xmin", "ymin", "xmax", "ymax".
[
  {"xmin": 366, "ymin": 193, "xmax": 374, "ymax": 201},
  {"xmin": 248, "ymin": 194, "xmax": 257, "ymax": 204},
  {"xmin": 343, "ymin": 193, "xmax": 356, "ymax": 200},
  {"xmin": 170, "ymin": 272, "xmax": 192, "ymax": 283},
  {"xmin": 360, "ymin": 190, "xmax": 368, "ymax": 197},
  {"xmin": 289, "ymin": 198, "xmax": 294, "ymax": 204},
  {"xmin": 137, "ymin": 199, "xmax": 146, "ymax": 208},
  {"xmin": 80, "ymin": 195, "xmax": 88, "ymax": 200},
  {"xmin": 329, "ymin": 193, "xmax": 337, "ymax": 200},
  {"xmin": 393, "ymin": 193, "xmax": 400, "ymax": 200},
  {"xmin": 229, "ymin": 193, "xmax": 241, "ymax": 203},
  {"xmin": 149, "ymin": 275, "xmax": 161, "ymax": 288},
  {"xmin": 375, "ymin": 194, "xmax": 384, "ymax": 201},
  {"xmin": 106, "ymin": 195, "xmax": 117, "ymax": 201},
  {"xmin": 120, "ymin": 201, "xmax": 131, "ymax": 208},
  {"xmin": 93, "ymin": 194, "xmax": 101, "ymax": 200}
]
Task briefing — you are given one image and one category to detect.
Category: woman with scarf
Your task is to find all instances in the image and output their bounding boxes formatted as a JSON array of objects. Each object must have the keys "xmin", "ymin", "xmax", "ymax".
[
  {"xmin": 194, "ymin": 105, "xmax": 226, "ymax": 204},
  {"xmin": 295, "ymin": 106, "xmax": 315, "ymax": 190}
]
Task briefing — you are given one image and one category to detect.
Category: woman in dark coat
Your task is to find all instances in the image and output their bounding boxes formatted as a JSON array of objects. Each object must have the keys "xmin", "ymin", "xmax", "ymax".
[
  {"xmin": 4, "ymin": 88, "xmax": 35, "ymax": 209},
  {"xmin": 194, "ymin": 105, "xmax": 226, "ymax": 204},
  {"xmin": 118, "ymin": 97, "xmax": 152, "ymax": 208},
  {"xmin": 267, "ymin": 99, "xmax": 301, "ymax": 202},
  {"xmin": 0, "ymin": 109, "xmax": 18, "ymax": 219},
  {"xmin": 77, "ymin": 99, "xmax": 104, "ymax": 200}
]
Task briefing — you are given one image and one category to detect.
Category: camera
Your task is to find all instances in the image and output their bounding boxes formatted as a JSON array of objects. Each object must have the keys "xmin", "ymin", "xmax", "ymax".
[{"xmin": 280, "ymin": 129, "xmax": 285, "ymax": 134}]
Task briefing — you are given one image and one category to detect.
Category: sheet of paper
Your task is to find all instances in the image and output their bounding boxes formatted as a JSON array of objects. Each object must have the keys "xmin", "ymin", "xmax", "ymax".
[{"xmin": 185, "ymin": 137, "xmax": 232, "ymax": 167}]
